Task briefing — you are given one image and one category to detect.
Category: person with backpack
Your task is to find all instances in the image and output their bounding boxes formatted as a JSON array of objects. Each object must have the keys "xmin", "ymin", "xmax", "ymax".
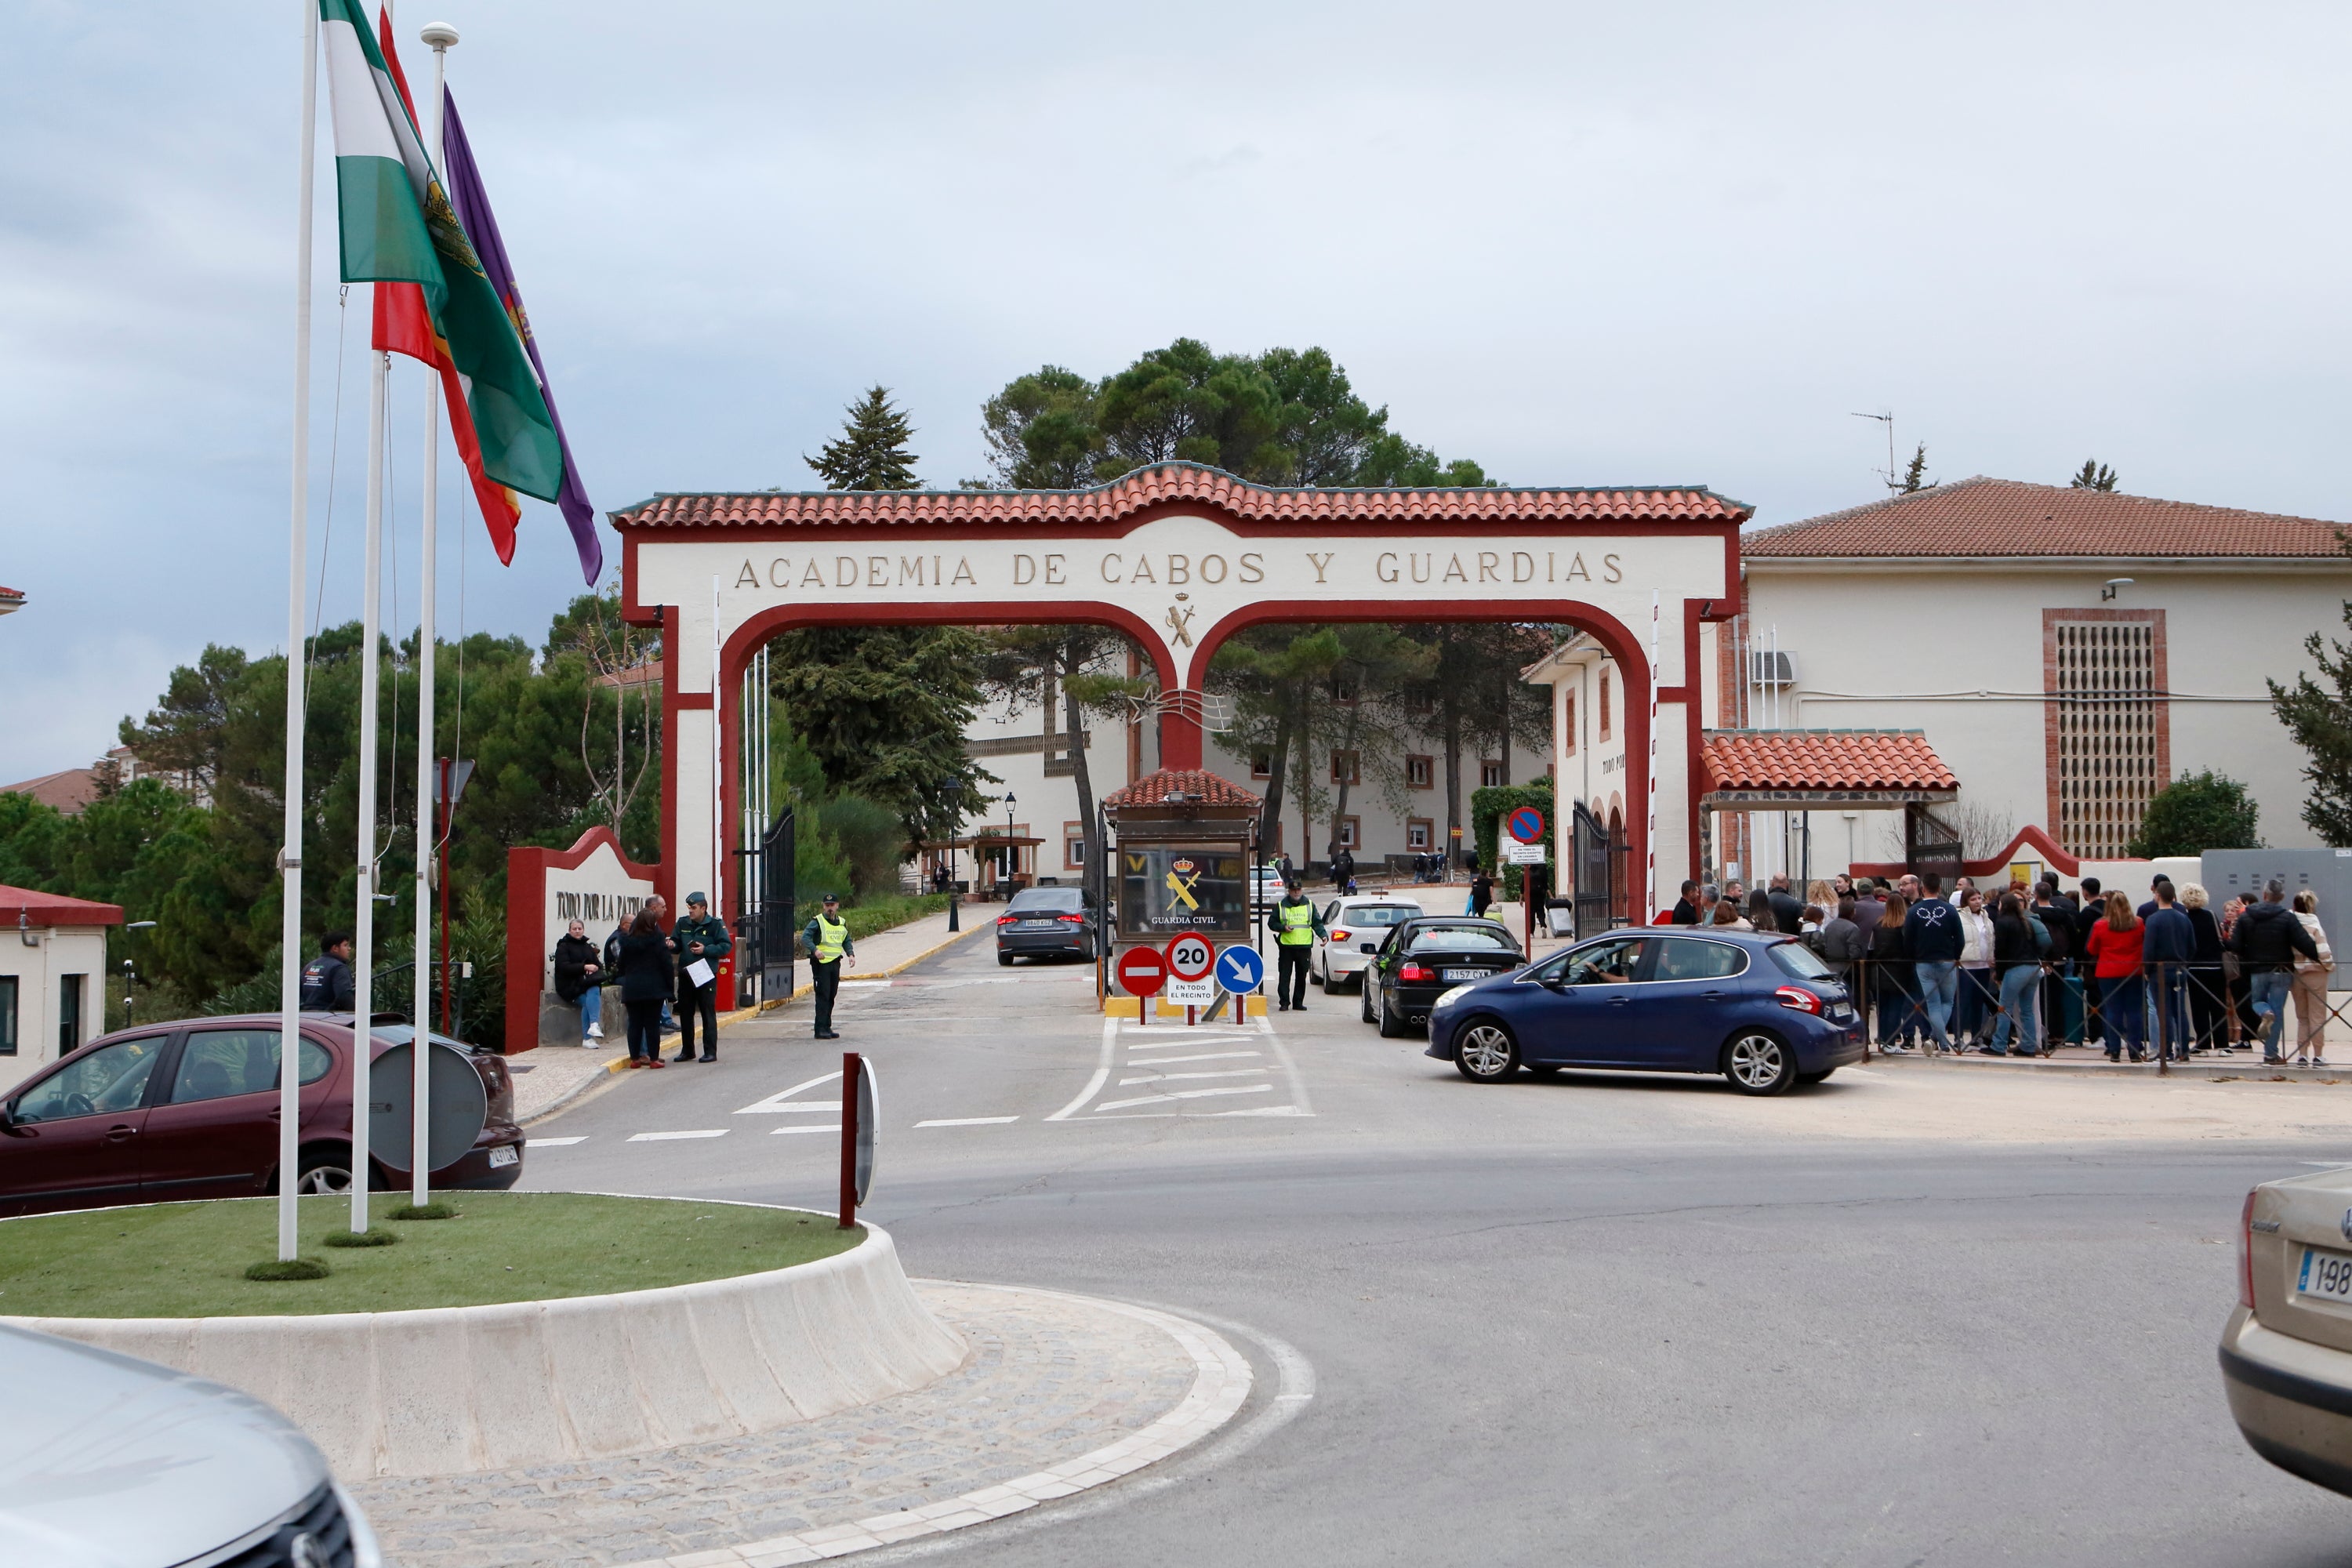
[{"xmin": 2230, "ymin": 880, "xmax": 2321, "ymax": 1063}]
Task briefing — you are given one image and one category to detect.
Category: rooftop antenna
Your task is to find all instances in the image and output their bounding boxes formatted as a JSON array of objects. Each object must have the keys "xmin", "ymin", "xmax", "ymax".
[{"xmin": 1850, "ymin": 410, "xmax": 1895, "ymax": 489}]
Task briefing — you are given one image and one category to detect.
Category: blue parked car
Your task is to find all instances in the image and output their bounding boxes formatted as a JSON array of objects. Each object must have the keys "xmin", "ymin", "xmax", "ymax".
[{"xmin": 1423, "ymin": 927, "xmax": 1864, "ymax": 1094}]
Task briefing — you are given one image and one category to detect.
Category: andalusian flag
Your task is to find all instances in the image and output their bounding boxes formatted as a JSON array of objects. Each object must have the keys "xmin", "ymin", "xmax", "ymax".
[{"xmin": 321, "ymin": 0, "xmax": 561, "ymax": 559}]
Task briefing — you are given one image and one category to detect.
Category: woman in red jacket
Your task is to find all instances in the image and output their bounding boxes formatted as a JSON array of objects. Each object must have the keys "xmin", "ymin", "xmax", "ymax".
[{"xmin": 2086, "ymin": 891, "xmax": 2147, "ymax": 1062}]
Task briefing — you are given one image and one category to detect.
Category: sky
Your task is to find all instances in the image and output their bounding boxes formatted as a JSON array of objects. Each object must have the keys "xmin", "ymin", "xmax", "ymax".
[{"xmin": 5, "ymin": 0, "xmax": 2348, "ymax": 779}]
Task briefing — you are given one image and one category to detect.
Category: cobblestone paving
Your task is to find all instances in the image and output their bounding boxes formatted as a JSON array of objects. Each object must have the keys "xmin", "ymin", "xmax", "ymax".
[{"xmin": 353, "ymin": 1281, "xmax": 1200, "ymax": 1568}]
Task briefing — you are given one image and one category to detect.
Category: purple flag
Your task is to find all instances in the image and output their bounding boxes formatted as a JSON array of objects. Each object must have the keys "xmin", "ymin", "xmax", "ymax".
[{"xmin": 439, "ymin": 88, "xmax": 603, "ymax": 585}]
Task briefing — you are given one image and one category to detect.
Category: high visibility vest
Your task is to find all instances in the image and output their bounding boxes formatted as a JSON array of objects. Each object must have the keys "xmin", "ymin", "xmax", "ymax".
[
  {"xmin": 814, "ymin": 914, "xmax": 848, "ymax": 963},
  {"xmin": 1277, "ymin": 901, "xmax": 1316, "ymax": 946}
]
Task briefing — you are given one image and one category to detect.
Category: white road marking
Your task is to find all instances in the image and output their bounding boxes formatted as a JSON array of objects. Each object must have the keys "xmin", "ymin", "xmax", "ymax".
[
  {"xmin": 771, "ymin": 1123, "xmax": 844, "ymax": 1135},
  {"xmin": 1047, "ymin": 1015, "xmax": 1119, "ymax": 1121},
  {"xmin": 628, "ymin": 1129, "xmax": 728, "ymax": 1142},
  {"xmin": 916, "ymin": 1116, "xmax": 1021, "ymax": 1127},
  {"xmin": 1118, "ymin": 1068, "xmax": 1272, "ymax": 1086},
  {"xmin": 837, "ymin": 978, "xmax": 893, "ymax": 987},
  {"xmin": 1215, "ymin": 1104, "xmax": 1312, "ymax": 1117},
  {"xmin": 1259, "ymin": 1010, "xmax": 1315, "ymax": 1116},
  {"xmin": 735, "ymin": 1071, "xmax": 844, "ymax": 1114},
  {"xmin": 527, "ymin": 1135, "xmax": 586, "ymax": 1146},
  {"xmin": 1097, "ymin": 1083, "xmax": 1276, "ymax": 1112},
  {"xmin": 1120, "ymin": 1050, "xmax": 1261, "ymax": 1065}
]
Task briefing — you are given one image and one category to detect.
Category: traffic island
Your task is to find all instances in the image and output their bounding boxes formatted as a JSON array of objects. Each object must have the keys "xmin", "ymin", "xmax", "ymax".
[{"xmin": 0, "ymin": 1194, "xmax": 964, "ymax": 1480}]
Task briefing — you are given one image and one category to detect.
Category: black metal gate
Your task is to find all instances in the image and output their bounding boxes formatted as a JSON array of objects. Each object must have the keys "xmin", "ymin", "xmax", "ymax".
[
  {"xmin": 1571, "ymin": 802, "xmax": 1618, "ymax": 939},
  {"xmin": 1904, "ymin": 804, "xmax": 1963, "ymax": 887},
  {"xmin": 732, "ymin": 807, "xmax": 796, "ymax": 1007}
]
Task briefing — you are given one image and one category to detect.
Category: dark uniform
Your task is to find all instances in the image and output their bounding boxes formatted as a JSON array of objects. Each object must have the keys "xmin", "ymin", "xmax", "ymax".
[
  {"xmin": 1266, "ymin": 891, "xmax": 1325, "ymax": 1011},
  {"xmin": 299, "ymin": 949, "xmax": 354, "ymax": 1011},
  {"xmin": 669, "ymin": 899, "xmax": 734, "ymax": 1062},
  {"xmin": 804, "ymin": 904, "xmax": 854, "ymax": 1039}
]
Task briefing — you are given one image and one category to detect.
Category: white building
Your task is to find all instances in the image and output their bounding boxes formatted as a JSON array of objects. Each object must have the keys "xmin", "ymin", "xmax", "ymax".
[
  {"xmin": 1522, "ymin": 477, "xmax": 2352, "ymax": 892},
  {"xmin": 0, "ymin": 886, "xmax": 123, "ymax": 1094}
]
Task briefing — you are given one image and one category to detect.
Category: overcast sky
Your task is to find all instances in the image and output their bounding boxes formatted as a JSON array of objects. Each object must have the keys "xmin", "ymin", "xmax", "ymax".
[{"xmin": 5, "ymin": 0, "xmax": 2347, "ymax": 778}]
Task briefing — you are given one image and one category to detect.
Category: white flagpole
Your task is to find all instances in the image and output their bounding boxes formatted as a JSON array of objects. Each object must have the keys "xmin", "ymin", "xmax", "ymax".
[
  {"xmin": 350, "ymin": 343, "xmax": 387, "ymax": 1235},
  {"xmin": 1645, "ymin": 590, "xmax": 1661, "ymax": 924},
  {"xmin": 279, "ymin": 0, "xmax": 320, "ymax": 1262},
  {"xmin": 413, "ymin": 18, "xmax": 456, "ymax": 1207}
]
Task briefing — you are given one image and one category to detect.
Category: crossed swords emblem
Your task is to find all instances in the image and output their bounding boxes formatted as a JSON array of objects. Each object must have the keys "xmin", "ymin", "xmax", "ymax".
[
  {"xmin": 1164, "ymin": 861, "xmax": 1203, "ymax": 910},
  {"xmin": 1165, "ymin": 603, "xmax": 1196, "ymax": 647}
]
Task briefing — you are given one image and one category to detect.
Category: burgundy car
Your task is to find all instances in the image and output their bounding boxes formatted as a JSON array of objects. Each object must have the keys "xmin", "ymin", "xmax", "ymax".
[{"xmin": 0, "ymin": 1014, "xmax": 524, "ymax": 1217}]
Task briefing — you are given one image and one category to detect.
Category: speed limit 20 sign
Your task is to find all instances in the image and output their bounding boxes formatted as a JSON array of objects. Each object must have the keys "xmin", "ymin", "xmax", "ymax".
[{"xmin": 1163, "ymin": 933, "xmax": 1214, "ymax": 982}]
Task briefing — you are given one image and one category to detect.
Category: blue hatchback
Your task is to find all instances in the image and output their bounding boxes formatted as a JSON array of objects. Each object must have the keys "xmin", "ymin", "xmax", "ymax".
[{"xmin": 1422, "ymin": 927, "xmax": 1864, "ymax": 1094}]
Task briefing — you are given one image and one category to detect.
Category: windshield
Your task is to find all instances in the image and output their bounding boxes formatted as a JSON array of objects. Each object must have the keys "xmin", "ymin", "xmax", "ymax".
[
  {"xmin": 1338, "ymin": 905, "xmax": 1421, "ymax": 927},
  {"xmin": 1007, "ymin": 888, "xmax": 1084, "ymax": 913},
  {"xmin": 1406, "ymin": 925, "xmax": 1519, "ymax": 953},
  {"xmin": 1767, "ymin": 941, "xmax": 1836, "ymax": 981}
]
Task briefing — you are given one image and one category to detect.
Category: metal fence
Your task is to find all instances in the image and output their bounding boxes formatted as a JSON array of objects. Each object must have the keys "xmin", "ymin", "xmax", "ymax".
[{"xmin": 1837, "ymin": 956, "xmax": 2344, "ymax": 1073}]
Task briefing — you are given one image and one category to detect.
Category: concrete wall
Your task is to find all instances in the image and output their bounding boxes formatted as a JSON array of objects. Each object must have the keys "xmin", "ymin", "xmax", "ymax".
[
  {"xmin": 3, "ymin": 1218, "xmax": 965, "ymax": 1480},
  {"xmin": 0, "ymin": 925, "xmax": 107, "ymax": 1094}
]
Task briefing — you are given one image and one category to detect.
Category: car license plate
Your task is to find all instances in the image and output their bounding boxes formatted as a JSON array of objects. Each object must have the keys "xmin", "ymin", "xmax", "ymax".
[
  {"xmin": 1018, "ymin": 920, "xmax": 1058, "ymax": 931},
  {"xmin": 488, "ymin": 1145, "xmax": 519, "ymax": 1168},
  {"xmin": 1440, "ymin": 967, "xmax": 1490, "ymax": 982},
  {"xmin": 2299, "ymin": 1246, "xmax": 2352, "ymax": 1302},
  {"xmin": 1829, "ymin": 1004, "xmax": 1855, "ymax": 1022}
]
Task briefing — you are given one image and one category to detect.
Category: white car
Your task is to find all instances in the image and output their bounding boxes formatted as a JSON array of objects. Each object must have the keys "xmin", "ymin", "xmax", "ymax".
[{"xmin": 1311, "ymin": 897, "xmax": 1426, "ymax": 991}]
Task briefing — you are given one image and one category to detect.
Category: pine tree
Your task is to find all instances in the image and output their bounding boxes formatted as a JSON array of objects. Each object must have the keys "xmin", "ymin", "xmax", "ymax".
[
  {"xmin": 2071, "ymin": 459, "xmax": 2118, "ymax": 492},
  {"xmin": 2271, "ymin": 597, "xmax": 2352, "ymax": 844},
  {"xmin": 1889, "ymin": 441, "xmax": 1935, "ymax": 494},
  {"xmin": 806, "ymin": 386, "xmax": 922, "ymax": 491}
]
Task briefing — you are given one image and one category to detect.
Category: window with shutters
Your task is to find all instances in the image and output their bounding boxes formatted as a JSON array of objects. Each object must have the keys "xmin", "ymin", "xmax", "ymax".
[{"xmin": 2046, "ymin": 612, "xmax": 2168, "ymax": 858}]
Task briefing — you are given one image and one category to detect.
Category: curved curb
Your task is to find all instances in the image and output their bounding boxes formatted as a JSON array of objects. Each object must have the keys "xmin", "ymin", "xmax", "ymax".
[
  {"xmin": 0, "ymin": 1214, "xmax": 964, "ymax": 1482},
  {"xmin": 615, "ymin": 1283, "xmax": 1254, "ymax": 1567}
]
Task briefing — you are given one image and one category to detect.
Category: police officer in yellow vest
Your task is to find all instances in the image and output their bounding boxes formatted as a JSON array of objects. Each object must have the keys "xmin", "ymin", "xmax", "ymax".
[
  {"xmin": 803, "ymin": 892, "xmax": 855, "ymax": 1040},
  {"xmin": 1265, "ymin": 877, "xmax": 1327, "ymax": 1011}
]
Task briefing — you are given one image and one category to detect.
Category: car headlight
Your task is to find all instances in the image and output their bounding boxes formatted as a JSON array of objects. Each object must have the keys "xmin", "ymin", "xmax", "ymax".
[{"xmin": 1433, "ymin": 984, "xmax": 1472, "ymax": 1010}]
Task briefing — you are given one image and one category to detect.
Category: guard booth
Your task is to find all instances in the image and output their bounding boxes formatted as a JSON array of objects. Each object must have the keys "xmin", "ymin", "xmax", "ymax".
[{"xmin": 1099, "ymin": 769, "xmax": 1261, "ymax": 1003}]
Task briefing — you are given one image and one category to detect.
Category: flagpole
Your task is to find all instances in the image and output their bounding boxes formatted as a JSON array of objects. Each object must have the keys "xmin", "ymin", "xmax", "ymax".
[
  {"xmin": 1646, "ymin": 590, "xmax": 1661, "ymax": 924},
  {"xmin": 279, "ymin": 0, "xmax": 320, "ymax": 1263},
  {"xmin": 350, "ymin": 343, "xmax": 388, "ymax": 1236},
  {"xmin": 413, "ymin": 19, "xmax": 456, "ymax": 1207}
]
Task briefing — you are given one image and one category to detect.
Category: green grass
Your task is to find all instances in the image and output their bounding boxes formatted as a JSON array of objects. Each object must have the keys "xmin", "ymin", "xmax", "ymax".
[{"xmin": 0, "ymin": 1192, "xmax": 860, "ymax": 1319}]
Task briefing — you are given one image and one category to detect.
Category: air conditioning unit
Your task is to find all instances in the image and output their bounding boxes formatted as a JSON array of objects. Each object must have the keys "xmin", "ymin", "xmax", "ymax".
[{"xmin": 1748, "ymin": 650, "xmax": 1795, "ymax": 689}]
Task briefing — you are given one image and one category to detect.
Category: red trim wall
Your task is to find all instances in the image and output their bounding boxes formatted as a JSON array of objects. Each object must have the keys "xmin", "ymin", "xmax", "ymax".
[{"xmin": 505, "ymin": 826, "xmax": 659, "ymax": 1055}]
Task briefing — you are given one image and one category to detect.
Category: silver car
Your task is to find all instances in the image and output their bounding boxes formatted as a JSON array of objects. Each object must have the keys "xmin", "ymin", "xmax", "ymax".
[
  {"xmin": 0, "ymin": 1323, "xmax": 382, "ymax": 1566},
  {"xmin": 2222, "ymin": 1166, "xmax": 2352, "ymax": 1496}
]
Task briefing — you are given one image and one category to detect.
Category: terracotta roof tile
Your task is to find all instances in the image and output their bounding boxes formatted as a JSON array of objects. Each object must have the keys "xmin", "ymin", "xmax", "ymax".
[
  {"xmin": 611, "ymin": 463, "xmax": 1752, "ymax": 531},
  {"xmin": 1700, "ymin": 730, "xmax": 1958, "ymax": 793},
  {"xmin": 1101, "ymin": 768, "xmax": 1264, "ymax": 810},
  {"xmin": 1744, "ymin": 477, "xmax": 2344, "ymax": 559},
  {"xmin": 0, "ymin": 883, "xmax": 125, "ymax": 927}
]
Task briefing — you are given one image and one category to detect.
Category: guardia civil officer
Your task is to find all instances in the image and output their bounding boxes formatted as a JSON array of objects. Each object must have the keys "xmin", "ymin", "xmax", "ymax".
[
  {"xmin": 804, "ymin": 892, "xmax": 855, "ymax": 1040},
  {"xmin": 669, "ymin": 892, "xmax": 734, "ymax": 1064},
  {"xmin": 1265, "ymin": 877, "xmax": 1327, "ymax": 1011}
]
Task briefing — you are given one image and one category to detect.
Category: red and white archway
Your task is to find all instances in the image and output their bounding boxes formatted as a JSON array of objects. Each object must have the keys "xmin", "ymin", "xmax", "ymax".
[{"xmin": 612, "ymin": 463, "xmax": 1748, "ymax": 928}]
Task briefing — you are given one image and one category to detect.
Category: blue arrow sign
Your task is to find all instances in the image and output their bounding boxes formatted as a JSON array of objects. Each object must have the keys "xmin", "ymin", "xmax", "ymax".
[{"xmin": 1215, "ymin": 944, "xmax": 1265, "ymax": 994}]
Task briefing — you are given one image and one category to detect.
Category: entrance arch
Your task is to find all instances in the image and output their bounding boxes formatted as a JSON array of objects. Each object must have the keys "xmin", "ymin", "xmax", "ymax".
[{"xmin": 613, "ymin": 463, "xmax": 1749, "ymax": 935}]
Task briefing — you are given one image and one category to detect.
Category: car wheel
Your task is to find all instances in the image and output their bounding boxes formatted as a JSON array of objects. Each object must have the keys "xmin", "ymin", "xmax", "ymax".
[
  {"xmin": 1454, "ymin": 1020, "xmax": 1520, "ymax": 1082},
  {"xmin": 1723, "ymin": 1030, "xmax": 1796, "ymax": 1096},
  {"xmin": 1376, "ymin": 984, "xmax": 1406, "ymax": 1039},
  {"xmin": 998, "ymin": 951, "xmax": 1014, "ymax": 967},
  {"xmin": 294, "ymin": 1149, "xmax": 354, "ymax": 1195},
  {"xmin": 1360, "ymin": 983, "xmax": 1375, "ymax": 1024}
]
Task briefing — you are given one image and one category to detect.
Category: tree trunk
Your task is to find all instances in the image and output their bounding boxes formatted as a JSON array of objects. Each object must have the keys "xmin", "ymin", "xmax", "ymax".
[
  {"xmin": 1258, "ymin": 691, "xmax": 1294, "ymax": 853},
  {"xmin": 1063, "ymin": 648, "xmax": 1102, "ymax": 910},
  {"xmin": 1327, "ymin": 691, "xmax": 1362, "ymax": 864}
]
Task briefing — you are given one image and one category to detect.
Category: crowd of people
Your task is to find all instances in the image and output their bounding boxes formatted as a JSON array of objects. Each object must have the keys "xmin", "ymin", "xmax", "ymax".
[
  {"xmin": 1666, "ymin": 870, "xmax": 2337, "ymax": 1065},
  {"xmin": 546, "ymin": 889, "xmax": 764, "ymax": 1069}
]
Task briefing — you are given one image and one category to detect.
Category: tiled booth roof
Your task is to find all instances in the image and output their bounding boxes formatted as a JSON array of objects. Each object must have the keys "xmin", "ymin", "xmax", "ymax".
[{"xmin": 1699, "ymin": 730, "xmax": 1958, "ymax": 797}]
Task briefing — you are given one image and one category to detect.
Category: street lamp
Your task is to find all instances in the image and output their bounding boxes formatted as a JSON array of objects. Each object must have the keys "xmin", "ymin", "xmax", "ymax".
[
  {"xmin": 1004, "ymin": 791, "xmax": 1018, "ymax": 892},
  {"xmin": 940, "ymin": 777, "xmax": 964, "ymax": 932}
]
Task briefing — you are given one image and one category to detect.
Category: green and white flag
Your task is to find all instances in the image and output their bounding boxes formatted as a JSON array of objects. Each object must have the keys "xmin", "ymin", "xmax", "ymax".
[{"xmin": 318, "ymin": 0, "xmax": 562, "ymax": 510}]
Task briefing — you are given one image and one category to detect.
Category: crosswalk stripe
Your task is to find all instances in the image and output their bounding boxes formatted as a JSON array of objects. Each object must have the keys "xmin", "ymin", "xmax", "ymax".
[
  {"xmin": 1096, "ymin": 1083, "xmax": 1276, "ymax": 1112},
  {"xmin": 916, "ymin": 1116, "xmax": 1020, "ymax": 1127},
  {"xmin": 526, "ymin": 1135, "xmax": 586, "ymax": 1146},
  {"xmin": 770, "ymin": 1124, "xmax": 844, "ymax": 1135},
  {"xmin": 627, "ymin": 1129, "xmax": 728, "ymax": 1142},
  {"xmin": 1118, "ymin": 1068, "xmax": 1271, "ymax": 1087},
  {"xmin": 1121, "ymin": 1050, "xmax": 1261, "ymax": 1065},
  {"xmin": 736, "ymin": 1071, "xmax": 844, "ymax": 1115}
]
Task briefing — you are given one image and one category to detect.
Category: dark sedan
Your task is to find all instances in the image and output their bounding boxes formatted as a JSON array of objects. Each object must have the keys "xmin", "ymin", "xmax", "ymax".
[
  {"xmin": 0, "ymin": 1013, "xmax": 524, "ymax": 1216},
  {"xmin": 996, "ymin": 886, "xmax": 1099, "ymax": 965},
  {"xmin": 1422, "ymin": 927, "xmax": 1864, "ymax": 1094},
  {"xmin": 1361, "ymin": 916, "xmax": 1526, "ymax": 1036}
]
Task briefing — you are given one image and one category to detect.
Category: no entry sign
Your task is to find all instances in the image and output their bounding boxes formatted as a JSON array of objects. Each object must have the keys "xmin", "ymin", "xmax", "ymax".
[
  {"xmin": 1116, "ymin": 945, "xmax": 1167, "ymax": 997},
  {"xmin": 1507, "ymin": 806, "xmax": 1546, "ymax": 844},
  {"xmin": 1164, "ymin": 933, "xmax": 1215, "ymax": 983}
]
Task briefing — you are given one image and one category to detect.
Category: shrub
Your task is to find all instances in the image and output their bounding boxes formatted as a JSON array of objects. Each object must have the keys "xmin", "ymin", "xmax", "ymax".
[{"xmin": 2127, "ymin": 770, "xmax": 2260, "ymax": 858}]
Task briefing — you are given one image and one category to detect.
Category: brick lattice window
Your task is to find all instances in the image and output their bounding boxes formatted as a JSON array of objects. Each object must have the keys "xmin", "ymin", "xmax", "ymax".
[
  {"xmin": 2047, "ymin": 612, "xmax": 2168, "ymax": 858},
  {"xmin": 1599, "ymin": 670, "xmax": 1613, "ymax": 742}
]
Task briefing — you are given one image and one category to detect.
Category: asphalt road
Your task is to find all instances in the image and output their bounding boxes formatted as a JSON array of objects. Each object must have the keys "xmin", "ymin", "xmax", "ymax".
[{"xmin": 524, "ymin": 934, "xmax": 2352, "ymax": 1566}]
